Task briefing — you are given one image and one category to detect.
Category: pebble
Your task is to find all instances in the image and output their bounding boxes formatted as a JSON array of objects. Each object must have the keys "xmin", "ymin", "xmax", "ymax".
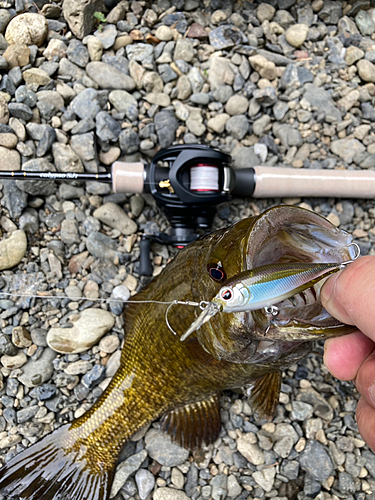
[
  {"xmin": 0, "ymin": 229, "xmax": 27, "ymax": 270},
  {"xmin": 153, "ymin": 488, "xmax": 190, "ymax": 500},
  {"xmin": 111, "ymin": 450, "xmax": 147, "ymax": 498},
  {"xmin": 46, "ymin": 308, "xmax": 115, "ymax": 354},
  {"xmin": 5, "ymin": 13, "xmax": 48, "ymax": 46},
  {"xmin": 145, "ymin": 428, "xmax": 189, "ymax": 466},
  {"xmin": 93, "ymin": 202, "xmax": 137, "ymax": 235},
  {"xmin": 86, "ymin": 62, "xmax": 136, "ymax": 91},
  {"xmin": 135, "ymin": 469, "xmax": 155, "ymax": 500},
  {"xmin": 1, "ymin": 350, "xmax": 27, "ymax": 369}
]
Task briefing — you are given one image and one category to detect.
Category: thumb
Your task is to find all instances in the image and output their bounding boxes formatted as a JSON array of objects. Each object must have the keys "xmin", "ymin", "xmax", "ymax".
[{"xmin": 321, "ymin": 256, "xmax": 375, "ymax": 340}]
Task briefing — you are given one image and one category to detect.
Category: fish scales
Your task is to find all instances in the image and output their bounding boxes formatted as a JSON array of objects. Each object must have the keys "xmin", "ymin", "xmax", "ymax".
[{"xmin": 0, "ymin": 206, "xmax": 358, "ymax": 500}]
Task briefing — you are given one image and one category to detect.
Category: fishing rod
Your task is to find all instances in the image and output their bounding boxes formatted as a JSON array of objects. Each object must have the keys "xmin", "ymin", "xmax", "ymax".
[{"xmin": 1, "ymin": 143, "xmax": 374, "ymax": 273}]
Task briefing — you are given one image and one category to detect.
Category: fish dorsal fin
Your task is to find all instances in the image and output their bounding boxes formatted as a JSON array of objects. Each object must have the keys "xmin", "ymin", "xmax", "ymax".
[
  {"xmin": 160, "ymin": 393, "xmax": 221, "ymax": 449},
  {"xmin": 248, "ymin": 371, "xmax": 282, "ymax": 420}
]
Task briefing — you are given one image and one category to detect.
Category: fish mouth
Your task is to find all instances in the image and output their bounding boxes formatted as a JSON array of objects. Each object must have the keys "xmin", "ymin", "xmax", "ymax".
[{"xmin": 243, "ymin": 205, "xmax": 356, "ymax": 343}]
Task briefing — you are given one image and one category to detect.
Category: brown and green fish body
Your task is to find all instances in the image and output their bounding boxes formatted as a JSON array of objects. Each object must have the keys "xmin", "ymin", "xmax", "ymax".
[{"xmin": 0, "ymin": 206, "xmax": 357, "ymax": 500}]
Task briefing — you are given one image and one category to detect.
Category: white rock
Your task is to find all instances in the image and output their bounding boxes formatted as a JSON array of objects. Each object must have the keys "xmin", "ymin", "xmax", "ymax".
[
  {"xmin": 5, "ymin": 13, "xmax": 48, "ymax": 46},
  {"xmin": 0, "ymin": 230, "xmax": 27, "ymax": 271},
  {"xmin": 153, "ymin": 487, "xmax": 190, "ymax": 500},
  {"xmin": 47, "ymin": 308, "xmax": 115, "ymax": 354},
  {"xmin": 237, "ymin": 434, "xmax": 265, "ymax": 465},
  {"xmin": 1, "ymin": 351, "xmax": 27, "ymax": 369},
  {"xmin": 285, "ymin": 24, "xmax": 309, "ymax": 48},
  {"xmin": 253, "ymin": 467, "xmax": 276, "ymax": 492}
]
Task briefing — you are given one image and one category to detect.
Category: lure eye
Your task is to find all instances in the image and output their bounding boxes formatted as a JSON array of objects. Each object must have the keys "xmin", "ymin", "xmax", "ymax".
[
  {"xmin": 207, "ymin": 261, "xmax": 226, "ymax": 282},
  {"xmin": 221, "ymin": 289, "xmax": 233, "ymax": 301}
]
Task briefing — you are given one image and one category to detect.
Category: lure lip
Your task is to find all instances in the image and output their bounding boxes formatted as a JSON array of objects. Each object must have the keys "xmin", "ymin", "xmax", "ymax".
[{"xmin": 180, "ymin": 301, "xmax": 222, "ymax": 341}]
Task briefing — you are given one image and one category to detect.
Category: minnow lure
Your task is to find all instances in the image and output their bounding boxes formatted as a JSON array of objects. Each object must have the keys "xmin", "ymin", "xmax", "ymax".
[{"xmin": 181, "ymin": 244, "xmax": 360, "ymax": 341}]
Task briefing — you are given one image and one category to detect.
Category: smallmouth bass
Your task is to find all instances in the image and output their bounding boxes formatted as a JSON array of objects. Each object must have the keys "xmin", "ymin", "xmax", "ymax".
[{"xmin": 0, "ymin": 206, "xmax": 358, "ymax": 500}]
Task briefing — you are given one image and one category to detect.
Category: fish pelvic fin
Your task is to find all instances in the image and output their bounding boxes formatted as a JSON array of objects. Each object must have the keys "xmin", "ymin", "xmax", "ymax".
[
  {"xmin": 160, "ymin": 393, "xmax": 221, "ymax": 450},
  {"xmin": 0, "ymin": 423, "xmax": 115, "ymax": 500},
  {"xmin": 247, "ymin": 371, "xmax": 282, "ymax": 421}
]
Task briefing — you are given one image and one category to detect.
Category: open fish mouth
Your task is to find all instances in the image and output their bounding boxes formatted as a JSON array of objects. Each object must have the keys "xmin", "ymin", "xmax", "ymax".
[{"xmin": 192, "ymin": 205, "xmax": 357, "ymax": 363}]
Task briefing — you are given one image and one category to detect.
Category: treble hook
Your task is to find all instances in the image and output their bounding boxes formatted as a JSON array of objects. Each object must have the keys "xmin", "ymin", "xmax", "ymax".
[{"xmin": 339, "ymin": 242, "xmax": 361, "ymax": 269}]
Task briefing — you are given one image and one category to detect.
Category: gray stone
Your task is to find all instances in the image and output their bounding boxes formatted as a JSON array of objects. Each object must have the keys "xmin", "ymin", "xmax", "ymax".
[
  {"xmin": 318, "ymin": 0, "xmax": 342, "ymax": 24},
  {"xmin": 111, "ymin": 451, "xmax": 148, "ymax": 497},
  {"xmin": 8, "ymin": 102, "xmax": 32, "ymax": 121},
  {"xmin": 303, "ymin": 83, "xmax": 341, "ymax": 123},
  {"xmin": 70, "ymin": 132, "xmax": 96, "ymax": 162},
  {"xmin": 58, "ymin": 58, "xmax": 86, "ymax": 80},
  {"xmin": 15, "ymin": 86, "xmax": 37, "ymax": 108},
  {"xmin": 52, "ymin": 143, "xmax": 84, "ymax": 173},
  {"xmin": 126, "ymin": 43, "xmax": 154, "ymax": 68},
  {"xmin": 94, "ymin": 23, "xmax": 117, "ymax": 49},
  {"xmin": 253, "ymin": 467, "xmax": 276, "ymax": 493},
  {"xmin": 63, "ymin": 0, "xmax": 105, "ymax": 39},
  {"xmin": 233, "ymin": 147, "xmax": 260, "ymax": 168},
  {"xmin": 253, "ymin": 87, "xmax": 278, "ymax": 107},
  {"xmin": 86, "ymin": 231, "xmax": 119, "ymax": 260},
  {"xmin": 355, "ymin": 10, "xmax": 375, "ymax": 36},
  {"xmin": 60, "ymin": 219, "xmax": 80, "ymax": 245},
  {"xmin": 96, "ymin": 111, "xmax": 121, "ymax": 142},
  {"xmin": 109, "ymin": 90, "xmax": 138, "ymax": 120},
  {"xmin": 0, "ymin": 333, "xmax": 17, "ymax": 356},
  {"xmin": 135, "ymin": 469, "xmax": 155, "ymax": 500},
  {"xmin": 331, "ymin": 138, "xmax": 365, "ymax": 163},
  {"xmin": 291, "ymin": 401, "xmax": 314, "ymax": 420},
  {"xmin": 154, "ymin": 110, "xmax": 178, "ymax": 148},
  {"xmin": 16, "ymin": 159, "xmax": 56, "ymax": 196},
  {"xmin": 119, "ymin": 128, "xmax": 140, "ymax": 154},
  {"xmin": 213, "ymin": 85, "xmax": 233, "ymax": 103},
  {"xmin": 86, "ymin": 62, "xmax": 136, "ymax": 90},
  {"xmin": 225, "ymin": 115, "xmax": 249, "ymax": 140},
  {"xmin": 66, "ymin": 39, "xmax": 89, "ymax": 68},
  {"xmin": 18, "ymin": 347, "xmax": 57, "ymax": 388},
  {"xmin": 209, "ymin": 25, "xmax": 247, "ymax": 50},
  {"xmin": 0, "ymin": 9, "xmax": 10, "ymax": 34},
  {"xmin": 300, "ymin": 440, "xmax": 334, "ymax": 482},
  {"xmin": 70, "ymin": 88, "xmax": 101, "ymax": 120},
  {"xmin": 37, "ymin": 126, "xmax": 56, "ymax": 157},
  {"xmin": 210, "ymin": 474, "xmax": 227, "ymax": 500},
  {"xmin": 174, "ymin": 39, "xmax": 194, "ymax": 62},
  {"xmin": 93, "ymin": 202, "xmax": 137, "ymax": 235},
  {"xmin": 273, "ymin": 123, "xmax": 302, "ymax": 148},
  {"xmin": 1, "ymin": 180, "xmax": 27, "ymax": 219},
  {"xmin": 153, "ymin": 488, "xmax": 189, "ymax": 500},
  {"xmin": 225, "ymin": 95, "xmax": 249, "ymax": 115},
  {"xmin": 145, "ymin": 428, "xmax": 189, "ymax": 466}
]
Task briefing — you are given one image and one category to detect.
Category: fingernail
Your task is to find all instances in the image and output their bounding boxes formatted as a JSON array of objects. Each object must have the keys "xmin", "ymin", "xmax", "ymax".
[{"xmin": 321, "ymin": 272, "xmax": 340, "ymax": 304}]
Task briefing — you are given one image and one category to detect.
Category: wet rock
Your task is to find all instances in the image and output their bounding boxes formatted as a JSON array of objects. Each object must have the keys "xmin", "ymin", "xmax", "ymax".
[{"xmin": 47, "ymin": 308, "xmax": 115, "ymax": 354}]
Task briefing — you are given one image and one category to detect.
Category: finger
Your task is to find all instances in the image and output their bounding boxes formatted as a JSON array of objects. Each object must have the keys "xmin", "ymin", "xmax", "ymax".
[
  {"xmin": 321, "ymin": 256, "xmax": 375, "ymax": 340},
  {"xmin": 324, "ymin": 331, "xmax": 375, "ymax": 381},
  {"xmin": 356, "ymin": 397, "xmax": 375, "ymax": 452},
  {"xmin": 355, "ymin": 352, "xmax": 375, "ymax": 410}
]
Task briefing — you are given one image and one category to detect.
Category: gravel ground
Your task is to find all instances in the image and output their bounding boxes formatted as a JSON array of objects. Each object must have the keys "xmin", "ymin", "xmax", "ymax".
[{"xmin": 0, "ymin": 0, "xmax": 374, "ymax": 499}]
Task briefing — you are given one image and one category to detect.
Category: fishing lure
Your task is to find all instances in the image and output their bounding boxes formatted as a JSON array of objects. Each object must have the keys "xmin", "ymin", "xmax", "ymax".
[{"xmin": 180, "ymin": 243, "xmax": 360, "ymax": 341}]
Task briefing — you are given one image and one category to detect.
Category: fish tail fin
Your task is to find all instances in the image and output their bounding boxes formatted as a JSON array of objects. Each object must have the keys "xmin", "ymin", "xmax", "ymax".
[{"xmin": 0, "ymin": 423, "xmax": 114, "ymax": 500}]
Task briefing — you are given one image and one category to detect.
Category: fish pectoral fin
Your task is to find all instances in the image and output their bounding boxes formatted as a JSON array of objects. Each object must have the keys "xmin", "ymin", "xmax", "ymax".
[
  {"xmin": 160, "ymin": 393, "xmax": 221, "ymax": 450},
  {"xmin": 247, "ymin": 371, "xmax": 282, "ymax": 421}
]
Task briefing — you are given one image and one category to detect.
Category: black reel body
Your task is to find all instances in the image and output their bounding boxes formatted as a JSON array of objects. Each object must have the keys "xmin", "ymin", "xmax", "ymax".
[{"xmin": 145, "ymin": 144, "xmax": 233, "ymax": 247}]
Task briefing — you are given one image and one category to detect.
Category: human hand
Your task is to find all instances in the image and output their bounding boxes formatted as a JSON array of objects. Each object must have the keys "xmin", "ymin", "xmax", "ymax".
[{"xmin": 321, "ymin": 256, "xmax": 375, "ymax": 451}]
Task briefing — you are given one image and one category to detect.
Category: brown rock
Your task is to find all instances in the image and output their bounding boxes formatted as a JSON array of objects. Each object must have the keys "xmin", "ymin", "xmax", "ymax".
[
  {"xmin": 68, "ymin": 251, "xmax": 89, "ymax": 274},
  {"xmin": 0, "ymin": 133, "xmax": 17, "ymax": 148},
  {"xmin": 0, "ymin": 146, "xmax": 20, "ymax": 170},
  {"xmin": 23, "ymin": 68, "xmax": 51, "ymax": 86},
  {"xmin": 130, "ymin": 29, "xmax": 144, "ymax": 40},
  {"xmin": 5, "ymin": 13, "xmax": 48, "ymax": 46},
  {"xmin": 187, "ymin": 23, "xmax": 208, "ymax": 39},
  {"xmin": 12, "ymin": 326, "xmax": 32, "ymax": 348},
  {"xmin": 3, "ymin": 44, "xmax": 30, "ymax": 69},
  {"xmin": 113, "ymin": 35, "xmax": 133, "ymax": 51}
]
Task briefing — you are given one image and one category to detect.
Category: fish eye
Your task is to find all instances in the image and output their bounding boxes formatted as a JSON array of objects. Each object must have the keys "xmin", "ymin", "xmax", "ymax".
[
  {"xmin": 221, "ymin": 289, "xmax": 232, "ymax": 301},
  {"xmin": 207, "ymin": 261, "xmax": 226, "ymax": 282}
]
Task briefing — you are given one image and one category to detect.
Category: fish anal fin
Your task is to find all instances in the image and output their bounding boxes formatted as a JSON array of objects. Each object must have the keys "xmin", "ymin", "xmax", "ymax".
[
  {"xmin": 248, "ymin": 372, "xmax": 282, "ymax": 421},
  {"xmin": 160, "ymin": 394, "xmax": 221, "ymax": 450}
]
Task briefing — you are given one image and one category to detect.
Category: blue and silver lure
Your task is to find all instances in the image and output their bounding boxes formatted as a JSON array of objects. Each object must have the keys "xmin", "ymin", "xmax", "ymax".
[{"xmin": 181, "ymin": 243, "xmax": 360, "ymax": 341}]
